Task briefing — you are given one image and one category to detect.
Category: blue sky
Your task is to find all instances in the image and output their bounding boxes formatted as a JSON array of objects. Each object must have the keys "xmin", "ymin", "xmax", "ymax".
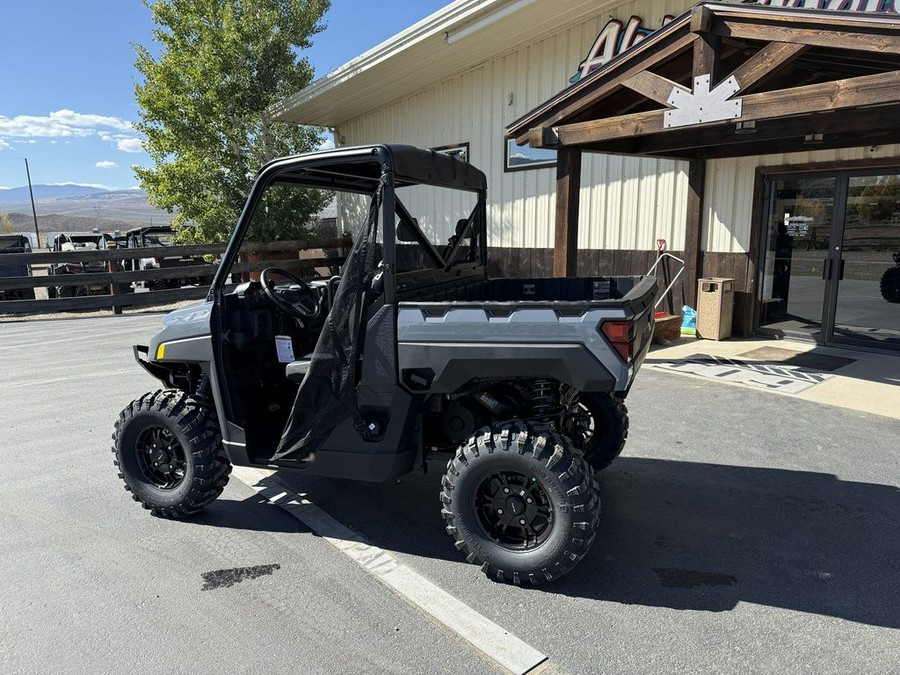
[{"xmin": 0, "ymin": 1, "xmax": 448, "ymax": 191}]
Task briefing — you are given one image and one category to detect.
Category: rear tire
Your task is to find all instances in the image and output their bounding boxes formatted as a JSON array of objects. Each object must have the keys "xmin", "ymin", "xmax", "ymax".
[
  {"xmin": 569, "ymin": 392, "xmax": 629, "ymax": 472},
  {"xmin": 441, "ymin": 422, "xmax": 600, "ymax": 585},
  {"xmin": 881, "ymin": 266, "xmax": 900, "ymax": 303},
  {"xmin": 112, "ymin": 389, "xmax": 231, "ymax": 518}
]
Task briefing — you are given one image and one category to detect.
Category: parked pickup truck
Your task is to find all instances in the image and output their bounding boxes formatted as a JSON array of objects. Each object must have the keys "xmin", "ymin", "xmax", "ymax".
[{"xmin": 110, "ymin": 145, "xmax": 656, "ymax": 585}]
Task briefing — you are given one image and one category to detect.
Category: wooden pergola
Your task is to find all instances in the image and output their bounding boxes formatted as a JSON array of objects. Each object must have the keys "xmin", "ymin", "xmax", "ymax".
[{"xmin": 507, "ymin": 2, "xmax": 900, "ymax": 308}]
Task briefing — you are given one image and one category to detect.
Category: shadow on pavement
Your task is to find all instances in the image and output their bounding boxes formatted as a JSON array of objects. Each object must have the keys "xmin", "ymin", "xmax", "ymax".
[
  {"xmin": 269, "ymin": 457, "xmax": 899, "ymax": 629},
  {"xmin": 192, "ymin": 492, "xmax": 313, "ymax": 534}
]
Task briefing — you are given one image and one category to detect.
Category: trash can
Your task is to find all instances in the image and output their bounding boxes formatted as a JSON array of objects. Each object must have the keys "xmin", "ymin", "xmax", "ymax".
[{"xmin": 696, "ymin": 277, "xmax": 734, "ymax": 340}]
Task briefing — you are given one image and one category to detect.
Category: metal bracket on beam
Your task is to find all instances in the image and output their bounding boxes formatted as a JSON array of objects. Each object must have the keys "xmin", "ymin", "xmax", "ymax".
[{"xmin": 664, "ymin": 74, "xmax": 742, "ymax": 128}]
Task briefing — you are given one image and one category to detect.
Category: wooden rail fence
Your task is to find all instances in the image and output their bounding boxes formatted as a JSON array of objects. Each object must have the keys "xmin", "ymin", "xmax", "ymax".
[{"xmin": 0, "ymin": 238, "xmax": 352, "ymax": 315}]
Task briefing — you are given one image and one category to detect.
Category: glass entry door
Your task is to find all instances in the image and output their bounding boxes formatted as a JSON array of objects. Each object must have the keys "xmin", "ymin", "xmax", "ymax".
[
  {"xmin": 759, "ymin": 170, "xmax": 900, "ymax": 350},
  {"xmin": 759, "ymin": 175, "xmax": 838, "ymax": 341},
  {"xmin": 832, "ymin": 173, "xmax": 900, "ymax": 348}
]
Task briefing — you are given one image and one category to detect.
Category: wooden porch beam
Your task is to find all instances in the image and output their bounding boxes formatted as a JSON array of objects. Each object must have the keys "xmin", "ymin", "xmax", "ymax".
[
  {"xmin": 683, "ymin": 160, "xmax": 706, "ymax": 307},
  {"xmin": 712, "ymin": 20, "xmax": 900, "ymax": 54},
  {"xmin": 513, "ymin": 32, "xmax": 697, "ymax": 145},
  {"xmin": 552, "ymin": 68, "xmax": 900, "ymax": 148},
  {"xmin": 622, "ymin": 71, "xmax": 688, "ymax": 106},
  {"xmin": 553, "ymin": 148, "xmax": 581, "ymax": 277},
  {"xmin": 692, "ymin": 31, "xmax": 719, "ymax": 83},
  {"xmin": 727, "ymin": 41, "xmax": 809, "ymax": 93}
]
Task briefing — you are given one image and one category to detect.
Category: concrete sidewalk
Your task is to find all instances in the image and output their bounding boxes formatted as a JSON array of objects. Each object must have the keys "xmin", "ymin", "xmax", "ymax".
[{"xmin": 645, "ymin": 335, "xmax": 900, "ymax": 420}]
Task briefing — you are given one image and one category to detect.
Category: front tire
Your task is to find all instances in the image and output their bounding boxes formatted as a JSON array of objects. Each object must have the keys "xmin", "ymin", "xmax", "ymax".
[
  {"xmin": 112, "ymin": 389, "xmax": 231, "ymax": 518},
  {"xmin": 441, "ymin": 423, "xmax": 600, "ymax": 585}
]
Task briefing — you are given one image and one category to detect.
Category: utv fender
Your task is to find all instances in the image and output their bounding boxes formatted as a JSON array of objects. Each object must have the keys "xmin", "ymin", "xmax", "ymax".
[
  {"xmin": 148, "ymin": 335, "xmax": 214, "ymax": 363},
  {"xmin": 397, "ymin": 342, "xmax": 616, "ymax": 393}
]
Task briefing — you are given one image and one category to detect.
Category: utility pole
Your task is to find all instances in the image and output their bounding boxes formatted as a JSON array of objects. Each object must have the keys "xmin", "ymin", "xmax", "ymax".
[{"xmin": 24, "ymin": 158, "xmax": 40, "ymax": 248}]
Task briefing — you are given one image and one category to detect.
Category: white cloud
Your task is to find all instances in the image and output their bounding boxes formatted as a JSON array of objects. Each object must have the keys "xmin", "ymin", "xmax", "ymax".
[
  {"xmin": 317, "ymin": 137, "xmax": 335, "ymax": 151},
  {"xmin": 116, "ymin": 137, "xmax": 143, "ymax": 153},
  {"xmin": 0, "ymin": 109, "xmax": 134, "ymax": 139},
  {"xmin": 0, "ymin": 109, "xmax": 146, "ymax": 154},
  {"xmin": 96, "ymin": 160, "xmax": 119, "ymax": 169}
]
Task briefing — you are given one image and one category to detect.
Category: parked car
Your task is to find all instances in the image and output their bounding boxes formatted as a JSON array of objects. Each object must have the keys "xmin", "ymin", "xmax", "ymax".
[
  {"xmin": 47, "ymin": 232, "xmax": 114, "ymax": 298},
  {"xmin": 0, "ymin": 234, "xmax": 36, "ymax": 301},
  {"xmin": 123, "ymin": 225, "xmax": 212, "ymax": 290},
  {"xmin": 110, "ymin": 145, "xmax": 656, "ymax": 585}
]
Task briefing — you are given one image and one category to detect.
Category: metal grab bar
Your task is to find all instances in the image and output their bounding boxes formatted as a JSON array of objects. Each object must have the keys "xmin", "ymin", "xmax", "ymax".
[{"xmin": 646, "ymin": 252, "xmax": 686, "ymax": 310}]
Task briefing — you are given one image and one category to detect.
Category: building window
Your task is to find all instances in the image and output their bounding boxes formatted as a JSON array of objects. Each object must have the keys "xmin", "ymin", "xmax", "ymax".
[
  {"xmin": 505, "ymin": 137, "xmax": 557, "ymax": 171},
  {"xmin": 432, "ymin": 142, "xmax": 469, "ymax": 162}
]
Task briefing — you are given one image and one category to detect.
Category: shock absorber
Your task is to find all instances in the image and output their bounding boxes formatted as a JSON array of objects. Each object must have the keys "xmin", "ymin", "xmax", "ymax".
[
  {"xmin": 528, "ymin": 379, "xmax": 556, "ymax": 418},
  {"xmin": 195, "ymin": 373, "xmax": 210, "ymax": 403}
]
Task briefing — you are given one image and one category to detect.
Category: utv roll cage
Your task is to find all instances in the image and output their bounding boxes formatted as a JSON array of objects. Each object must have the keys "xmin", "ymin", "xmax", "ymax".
[{"xmin": 211, "ymin": 144, "xmax": 489, "ymax": 306}]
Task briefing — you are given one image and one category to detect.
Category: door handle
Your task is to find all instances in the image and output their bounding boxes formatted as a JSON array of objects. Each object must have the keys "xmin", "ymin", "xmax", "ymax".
[{"xmin": 839, "ymin": 259, "xmax": 845, "ymax": 280}]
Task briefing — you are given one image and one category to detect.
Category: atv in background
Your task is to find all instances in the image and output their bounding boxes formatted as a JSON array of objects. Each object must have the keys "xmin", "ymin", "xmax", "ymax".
[
  {"xmin": 123, "ymin": 225, "xmax": 212, "ymax": 290},
  {"xmin": 47, "ymin": 232, "xmax": 115, "ymax": 298},
  {"xmin": 0, "ymin": 234, "xmax": 36, "ymax": 301},
  {"xmin": 881, "ymin": 252, "xmax": 900, "ymax": 303}
]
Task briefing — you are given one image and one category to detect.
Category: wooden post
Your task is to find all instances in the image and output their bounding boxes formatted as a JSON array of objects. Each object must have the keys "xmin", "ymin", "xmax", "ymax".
[
  {"xmin": 553, "ymin": 148, "xmax": 581, "ymax": 277},
  {"xmin": 684, "ymin": 159, "xmax": 706, "ymax": 307}
]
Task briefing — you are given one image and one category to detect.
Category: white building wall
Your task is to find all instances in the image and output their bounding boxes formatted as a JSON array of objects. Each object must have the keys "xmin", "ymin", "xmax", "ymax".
[
  {"xmin": 337, "ymin": 0, "xmax": 691, "ymax": 253},
  {"xmin": 704, "ymin": 144, "xmax": 900, "ymax": 253}
]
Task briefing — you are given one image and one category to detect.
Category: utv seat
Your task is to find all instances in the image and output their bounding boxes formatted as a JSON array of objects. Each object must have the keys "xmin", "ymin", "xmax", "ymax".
[{"xmin": 285, "ymin": 358, "xmax": 312, "ymax": 383}]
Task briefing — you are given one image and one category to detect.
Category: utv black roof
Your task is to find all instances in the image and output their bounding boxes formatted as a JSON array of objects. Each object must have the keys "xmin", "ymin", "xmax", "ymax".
[
  {"xmin": 259, "ymin": 144, "xmax": 487, "ymax": 193},
  {"xmin": 124, "ymin": 225, "xmax": 175, "ymax": 236},
  {"xmin": 0, "ymin": 234, "xmax": 30, "ymax": 252}
]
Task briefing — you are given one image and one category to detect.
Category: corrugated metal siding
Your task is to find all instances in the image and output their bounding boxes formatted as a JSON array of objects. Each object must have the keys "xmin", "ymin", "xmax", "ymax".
[
  {"xmin": 703, "ymin": 144, "xmax": 900, "ymax": 253},
  {"xmin": 337, "ymin": 0, "xmax": 691, "ymax": 252}
]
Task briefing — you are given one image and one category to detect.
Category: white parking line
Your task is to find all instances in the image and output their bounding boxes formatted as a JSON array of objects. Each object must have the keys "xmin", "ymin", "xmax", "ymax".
[{"xmin": 233, "ymin": 466, "xmax": 549, "ymax": 675}]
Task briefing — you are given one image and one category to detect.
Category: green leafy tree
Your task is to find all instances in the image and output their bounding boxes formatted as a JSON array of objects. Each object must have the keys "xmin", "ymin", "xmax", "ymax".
[
  {"xmin": 134, "ymin": 0, "xmax": 332, "ymax": 242},
  {"xmin": 0, "ymin": 212, "xmax": 14, "ymax": 235}
]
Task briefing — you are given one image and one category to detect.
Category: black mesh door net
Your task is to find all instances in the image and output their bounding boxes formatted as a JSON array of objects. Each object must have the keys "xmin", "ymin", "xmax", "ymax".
[{"xmin": 275, "ymin": 182, "xmax": 384, "ymax": 459}]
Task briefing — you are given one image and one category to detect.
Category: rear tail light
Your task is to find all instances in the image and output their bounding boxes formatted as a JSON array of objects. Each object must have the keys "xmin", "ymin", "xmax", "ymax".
[{"xmin": 600, "ymin": 320, "xmax": 634, "ymax": 363}]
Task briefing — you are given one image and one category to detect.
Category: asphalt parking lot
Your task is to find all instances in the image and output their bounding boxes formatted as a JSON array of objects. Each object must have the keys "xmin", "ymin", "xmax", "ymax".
[{"xmin": 1, "ymin": 313, "xmax": 897, "ymax": 674}]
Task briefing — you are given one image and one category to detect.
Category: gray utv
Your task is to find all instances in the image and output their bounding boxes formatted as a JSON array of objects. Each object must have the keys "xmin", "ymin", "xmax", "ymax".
[{"xmin": 112, "ymin": 145, "xmax": 656, "ymax": 585}]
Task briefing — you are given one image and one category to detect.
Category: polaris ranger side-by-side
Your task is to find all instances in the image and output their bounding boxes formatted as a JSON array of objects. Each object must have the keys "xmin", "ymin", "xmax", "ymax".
[
  {"xmin": 123, "ymin": 225, "xmax": 213, "ymax": 290},
  {"xmin": 47, "ymin": 232, "xmax": 114, "ymax": 298},
  {"xmin": 112, "ymin": 145, "xmax": 656, "ymax": 584}
]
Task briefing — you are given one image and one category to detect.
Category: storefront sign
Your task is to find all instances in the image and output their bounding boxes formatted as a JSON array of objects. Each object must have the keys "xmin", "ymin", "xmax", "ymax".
[
  {"xmin": 570, "ymin": 15, "xmax": 672, "ymax": 84},
  {"xmin": 571, "ymin": 1, "xmax": 898, "ymax": 84}
]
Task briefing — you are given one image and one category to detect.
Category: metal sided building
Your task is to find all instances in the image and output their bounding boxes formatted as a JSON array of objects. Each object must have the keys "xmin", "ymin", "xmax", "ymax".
[{"xmin": 272, "ymin": 0, "xmax": 900, "ymax": 352}]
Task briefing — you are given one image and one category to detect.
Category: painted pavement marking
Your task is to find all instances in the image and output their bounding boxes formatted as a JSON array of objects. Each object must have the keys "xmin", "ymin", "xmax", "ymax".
[{"xmin": 233, "ymin": 466, "xmax": 549, "ymax": 675}]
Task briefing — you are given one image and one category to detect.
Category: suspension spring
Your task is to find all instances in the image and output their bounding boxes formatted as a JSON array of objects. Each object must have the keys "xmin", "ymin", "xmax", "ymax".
[
  {"xmin": 195, "ymin": 373, "xmax": 210, "ymax": 403},
  {"xmin": 529, "ymin": 379, "xmax": 556, "ymax": 418}
]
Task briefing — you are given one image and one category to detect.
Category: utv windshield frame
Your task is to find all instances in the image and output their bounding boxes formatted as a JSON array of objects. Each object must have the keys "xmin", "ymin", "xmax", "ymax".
[{"xmin": 211, "ymin": 144, "xmax": 488, "ymax": 305}]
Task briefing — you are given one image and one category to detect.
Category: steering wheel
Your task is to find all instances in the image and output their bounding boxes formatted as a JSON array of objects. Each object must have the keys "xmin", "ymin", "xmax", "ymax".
[{"xmin": 260, "ymin": 267, "xmax": 320, "ymax": 319}]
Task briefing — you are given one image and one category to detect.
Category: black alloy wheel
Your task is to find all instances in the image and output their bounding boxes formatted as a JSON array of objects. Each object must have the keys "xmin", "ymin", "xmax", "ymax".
[
  {"xmin": 134, "ymin": 425, "xmax": 187, "ymax": 490},
  {"xmin": 474, "ymin": 471, "xmax": 553, "ymax": 550}
]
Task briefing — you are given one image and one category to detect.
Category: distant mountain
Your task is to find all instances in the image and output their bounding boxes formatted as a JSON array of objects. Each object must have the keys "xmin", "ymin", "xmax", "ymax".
[
  {"xmin": 0, "ymin": 184, "xmax": 172, "ymax": 227},
  {"xmin": 0, "ymin": 184, "xmax": 110, "ymax": 204}
]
